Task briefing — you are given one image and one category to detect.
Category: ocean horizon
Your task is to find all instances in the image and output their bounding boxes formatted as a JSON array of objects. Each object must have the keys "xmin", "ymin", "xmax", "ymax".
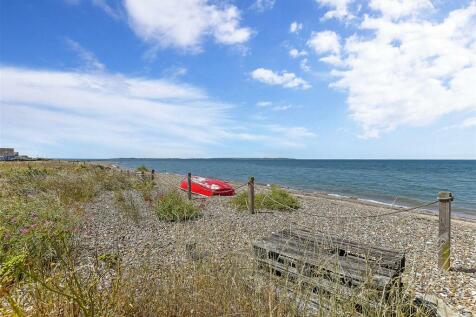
[{"xmin": 85, "ymin": 158, "xmax": 476, "ymax": 218}]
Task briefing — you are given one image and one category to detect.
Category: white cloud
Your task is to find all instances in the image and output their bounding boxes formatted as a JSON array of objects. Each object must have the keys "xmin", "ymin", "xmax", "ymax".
[
  {"xmin": 461, "ymin": 116, "xmax": 476, "ymax": 128},
  {"xmin": 442, "ymin": 115, "xmax": 476, "ymax": 131},
  {"xmin": 268, "ymin": 125, "xmax": 316, "ymax": 138},
  {"xmin": 162, "ymin": 66, "xmax": 188, "ymax": 78},
  {"xmin": 300, "ymin": 58, "xmax": 311, "ymax": 72},
  {"xmin": 289, "ymin": 21, "xmax": 303, "ymax": 33},
  {"xmin": 251, "ymin": 0, "xmax": 275, "ymax": 12},
  {"xmin": 65, "ymin": 38, "xmax": 106, "ymax": 71},
  {"xmin": 265, "ymin": 125, "xmax": 317, "ymax": 147},
  {"xmin": 256, "ymin": 101, "xmax": 295, "ymax": 111},
  {"xmin": 289, "ymin": 48, "xmax": 299, "ymax": 58},
  {"xmin": 289, "ymin": 48, "xmax": 310, "ymax": 72},
  {"xmin": 307, "ymin": 31, "xmax": 341, "ymax": 54},
  {"xmin": 257, "ymin": 101, "xmax": 272, "ymax": 107},
  {"xmin": 0, "ymin": 67, "xmax": 225, "ymax": 155},
  {"xmin": 229, "ymin": 125, "xmax": 316, "ymax": 148},
  {"xmin": 289, "ymin": 48, "xmax": 307, "ymax": 58},
  {"xmin": 251, "ymin": 68, "xmax": 311, "ymax": 89},
  {"xmin": 123, "ymin": 0, "xmax": 251, "ymax": 52},
  {"xmin": 324, "ymin": 3, "xmax": 476, "ymax": 138},
  {"xmin": 92, "ymin": 0, "xmax": 123, "ymax": 19},
  {"xmin": 0, "ymin": 66, "xmax": 317, "ymax": 157},
  {"xmin": 315, "ymin": 0, "xmax": 354, "ymax": 20},
  {"xmin": 316, "ymin": 0, "xmax": 434, "ymax": 21},
  {"xmin": 319, "ymin": 54, "xmax": 343, "ymax": 66},
  {"xmin": 272, "ymin": 105, "xmax": 292, "ymax": 111},
  {"xmin": 369, "ymin": 0, "xmax": 433, "ymax": 20}
]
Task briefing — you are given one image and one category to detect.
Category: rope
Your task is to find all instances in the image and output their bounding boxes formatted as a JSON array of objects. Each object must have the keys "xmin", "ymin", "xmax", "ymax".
[
  {"xmin": 263, "ymin": 193, "xmax": 439, "ymax": 219},
  {"xmin": 149, "ymin": 173, "xmax": 439, "ymax": 219},
  {"xmin": 233, "ymin": 183, "xmax": 248, "ymax": 191}
]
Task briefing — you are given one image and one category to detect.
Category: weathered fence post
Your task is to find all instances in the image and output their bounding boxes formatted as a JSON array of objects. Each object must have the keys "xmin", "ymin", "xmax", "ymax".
[
  {"xmin": 187, "ymin": 172, "xmax": 192, "ymax": 200},
  {"xmin": 248, "ymin": 176, "xmax": 255, "ymax": 214},
  {"xmin": 151, "ymin": 169, "xmax": 155, "ymax": 180},
  {"xmin": 438, "ymin": 191, "xmax": 453, "ymax": 270}
]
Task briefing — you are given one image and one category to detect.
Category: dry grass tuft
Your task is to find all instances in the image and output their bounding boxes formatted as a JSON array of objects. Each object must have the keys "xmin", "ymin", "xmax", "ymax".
[{"xmin": 114, "ymin": 190, "xmax": 141, "ymax": 223}]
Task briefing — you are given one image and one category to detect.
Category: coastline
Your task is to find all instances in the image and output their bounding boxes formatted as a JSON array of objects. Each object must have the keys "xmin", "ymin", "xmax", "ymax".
[
  {"xmin": 108, "ymin": 161, "xmax": 476, "ymax": 223},
  {"xmin": 3, "ymin": 160, "xmax": 474, "ymax": 314},
  {"xmin": 85, "ymin": 166, "xmax": 476, "ymax": 314},
  {"xmin": 258, "ymin": 181, "xmax": 476, "ymax": 221},
  {"xmin": 99, "ymin": 158, "xmax": 476, "ymax": 221},
  {"xmin": 290, "ymin": 190, "xmax": 476, "ymax": 223}
]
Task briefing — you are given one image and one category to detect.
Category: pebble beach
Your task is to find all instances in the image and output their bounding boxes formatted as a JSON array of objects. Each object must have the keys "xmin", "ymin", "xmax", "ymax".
[{"xmin": 78, "ymin": 171, "xmax": 476, "ymax": 316}]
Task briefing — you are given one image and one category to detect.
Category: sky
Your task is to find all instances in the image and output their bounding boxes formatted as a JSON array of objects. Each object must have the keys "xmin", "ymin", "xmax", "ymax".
[{"xmin": 0, "ymin": 0, "xmax": 475, "ymax": 159}]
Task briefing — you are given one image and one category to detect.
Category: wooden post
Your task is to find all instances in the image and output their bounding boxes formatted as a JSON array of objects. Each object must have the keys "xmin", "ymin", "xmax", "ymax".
[
  {"xmin": 187, "ymin": 172, "xmax": 192, "ymax": 200},
  {"xmin": 151, "ymin": 169, "xmax": 155, "ymax": 180},
  {"xmin": 248, "ymin": 176, "xmax": 255, "ymax": 214},
  {"xmin": 438, "ymin": 192, "xmax": 453, "ymax": 270}
]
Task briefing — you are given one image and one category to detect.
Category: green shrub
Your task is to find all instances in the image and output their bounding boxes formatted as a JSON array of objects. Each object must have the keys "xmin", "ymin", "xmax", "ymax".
[
  {"xmin": 0, "ymin": 194, "xmax": 76, "ymax": 286},
  {"xmin": 229, "ymin": 192, "xmax": 249, "ymax": 211},
  {"xmin": 265, "ymin": 185, "xmax": 300, "ymax": 210},
  {"xmin": 98, "ymin": 252, "xmax": 121, "ymax": 269},
  {"xmin": 0, "ymin": 252, "xmax": 27, "ymax": 286},
  {"xmin": 155, "ymin": 190, "xmax": 200, "ymax": 221},
  {"xmin": 230, "ymin": 185, "xmax": 300, "ymax": 211},
  {"xmin": 136, "ymin": 165, "xmax": 149, "ymax": 173}
]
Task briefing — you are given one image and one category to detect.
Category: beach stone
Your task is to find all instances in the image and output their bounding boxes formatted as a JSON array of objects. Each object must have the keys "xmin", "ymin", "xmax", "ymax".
[{"xmin": 75, "ymin": 172, "xmax": 476, "ymax": 315}]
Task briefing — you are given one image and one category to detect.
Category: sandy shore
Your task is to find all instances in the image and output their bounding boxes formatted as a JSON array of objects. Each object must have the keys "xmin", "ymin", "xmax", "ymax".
[{"xmin": 78, "ymin": 171, "xmax": 476, "ymax": 315}]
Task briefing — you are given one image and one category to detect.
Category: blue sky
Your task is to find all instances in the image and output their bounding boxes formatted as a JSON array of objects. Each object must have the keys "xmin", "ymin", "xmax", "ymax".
[{"xmin": 1, "ymin": 0, "xmax": 475, "ymax": 159}]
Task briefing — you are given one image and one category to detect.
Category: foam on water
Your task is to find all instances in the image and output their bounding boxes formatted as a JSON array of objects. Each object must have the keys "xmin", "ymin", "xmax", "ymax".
[
  {"xmin": 357, "ymin": 198, "xmax": 407, "ymax": 209},
  {"xmin": 327, "ymin": 193, "xmax": 350, "ymax": 199}
]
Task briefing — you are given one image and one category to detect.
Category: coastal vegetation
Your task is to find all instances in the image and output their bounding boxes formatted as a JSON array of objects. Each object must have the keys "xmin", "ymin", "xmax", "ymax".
[
  {"xmin": 136, "ymin": 164, "xmax": 149, "ymax": 173},
  {"xmin": 155, "ymin": 190, "xmax": 200, "ymax": 221},
  {"xmin": 230, "ymin": 184, "xmax": 300, "ymax": 211},
  {"xmin": 1, "ymin": 161, "xmax": 470, "ymax": 316},
  {"xmin": 0, "ymin": 162, "xmax": 130, "ymax": 284},
  {"xmin": 114, "ymin": 190, "xmax": 141, "ymax": 223},
  {"xmin": 132, "ymin": 178, "xmax": 155, "ymax": 202}
]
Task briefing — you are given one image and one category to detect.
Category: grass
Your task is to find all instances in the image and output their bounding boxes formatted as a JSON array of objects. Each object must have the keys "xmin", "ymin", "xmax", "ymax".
[
  {"xmin": 132, "ymin": 178, "xmax": 155, "ymax": 202},
  {"xmin": 0, "ymin": 161, "xmax": 434, "ymax": 316},
  {"xmin": 0, "ymin": 161, "xmax": 131, "ymax": 288},
  {"xmin": 136, "ymin": 164, "xmax": 149, "ymax": 173},
  {"xmin": 114, "ymin": 190, "xmax": 140, "ymax": 223},
  {"xmin": 155, "ymin": 190, "xmax": 201, "ymax": 221},
  {"xmin": 3, "ymin": 252, "xmax": 432, "ymax": 317},
  {"xmin": 230, "ymin": 185, "xmax": 300, "ymax": 211}
]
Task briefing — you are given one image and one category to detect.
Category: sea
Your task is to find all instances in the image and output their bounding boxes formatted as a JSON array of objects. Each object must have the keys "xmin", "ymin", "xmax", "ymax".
[{"xmin": 96, "ymin": 159, "xmax": 476, "ymax": 218}]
